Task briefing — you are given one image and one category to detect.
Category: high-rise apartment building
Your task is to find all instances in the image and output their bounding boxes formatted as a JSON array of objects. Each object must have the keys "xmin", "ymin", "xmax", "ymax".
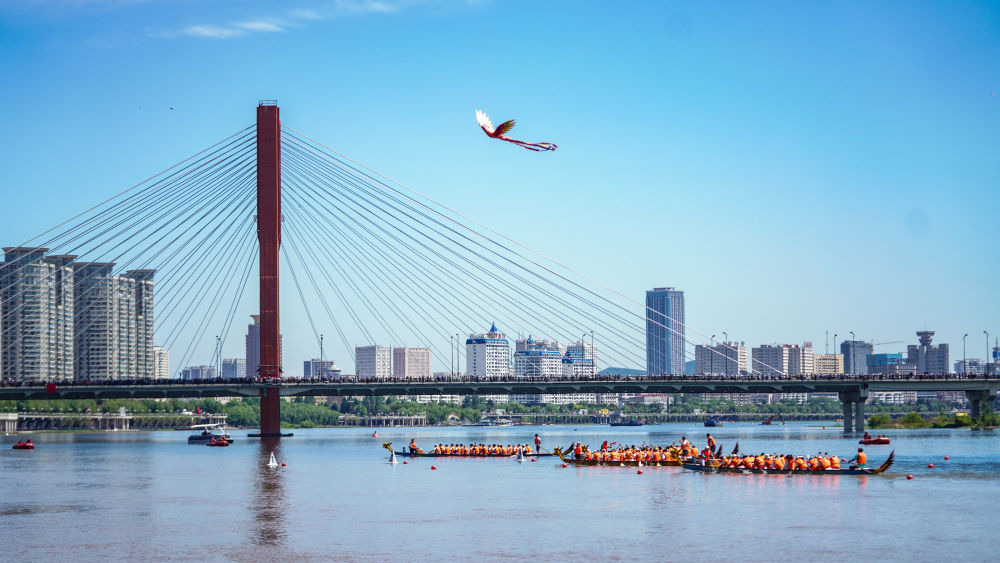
[
  {"xmin": 695, "ymin": 341, "xmax": 747, "ymax": 376},
  {"xmin": 841, "ymin": 340, "xmax": 873, "ymax": 375},
  {"xmin": 752, "ymin": 344, "xmax": 790, "ymax": 375},
  {"xmin": 222, "ymin": 358, "xmax": 247, "ymax": 380},
  {"xmin": 72, "ymin": 262, "xmax": 153, "ymax": 380},
  {"xmin": 153, "ymin": 345, "xmax": 170, "ymax": 379},
  {"xmin": 645, "ymin": 287, "xmax": 685, "ymax": 375},
  {"xmin": 0, "ymin": 247, "xmax": 74, "ymax": 381},
  {"xmin": 392, "ymin": 347, "xmax": 431, "ymax": 379},
  {"xmin": 355, "ymin": 344, "xmax": 392, "ymax": 378},
  {"xmin": 125, "ymin": 270, "xmax": 155, "ymax": 378},
  {"xmin": 466, "ymin": 323, "xmax": 510, "ymax": 379},
  {"xmin": 513, "ymin": 337, "xmax": 564, "ymax": 378},
  {"xmin": 787, "ymin": 343, "xmax": 814, "ymax": 375},
  {"xmin": 906, "ymin": 331, "xmax": 949, "ymax": 374}
]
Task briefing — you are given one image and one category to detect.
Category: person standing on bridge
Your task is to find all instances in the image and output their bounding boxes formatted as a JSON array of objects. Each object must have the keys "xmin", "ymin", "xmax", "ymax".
[{"xmin": 534, "ymin": 433, "xmax": 542, "ymax": 453}]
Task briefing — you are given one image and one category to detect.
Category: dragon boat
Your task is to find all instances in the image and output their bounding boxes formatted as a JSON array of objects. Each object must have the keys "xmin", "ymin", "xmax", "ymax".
[
  {"xmin": 551, "ymin": 443, "xmax": 736, "ymax": 468},
  {"xmin": 382, "ymin": 442, "xmax": 555, "ymax": 458},
  {"xmin": 683, "ymin": 451, "xmax": 894, "ymax": 476}
]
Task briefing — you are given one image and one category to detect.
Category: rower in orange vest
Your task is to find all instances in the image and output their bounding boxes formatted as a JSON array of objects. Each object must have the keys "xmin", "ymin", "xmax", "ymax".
[
  {"xmin": 850, "ymin": 448, "xmax": 867, "ymax": 468},
  {"xmin": 830, "ymin": 455, "xmax": 841, "ymax": 469},
  {"xmin": 706, "ymin": 433, "xmax": 716, "ymax": 450}
]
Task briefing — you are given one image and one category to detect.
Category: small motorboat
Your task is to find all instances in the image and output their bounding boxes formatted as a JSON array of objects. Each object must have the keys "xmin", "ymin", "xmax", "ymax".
[
  {"xmin": 704, "ymin": 419, "xmax": 721, "ymax": 427},
  {"xmin": 860, "ymin": 435, "xmax": 890, "ymax": 445},
  {"xmin": 188, "ymin": 426, "xmax": 233, "ymax": 444},
  {"xmin": 12, "ymin": 441, "xmax": 35, "ymax": 450},
  {"xmin": 206, "ymin": 436, "xmax": 230, "ymax": 447}
]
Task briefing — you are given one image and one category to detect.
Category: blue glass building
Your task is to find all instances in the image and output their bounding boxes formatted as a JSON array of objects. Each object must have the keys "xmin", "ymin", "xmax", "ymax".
[{"xmin": 645, "ymin": 287, "xmax": 685, "ymax": 375}]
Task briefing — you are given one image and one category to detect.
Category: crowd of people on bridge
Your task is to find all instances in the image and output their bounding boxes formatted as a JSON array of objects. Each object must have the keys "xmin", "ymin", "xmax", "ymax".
[{"xmin": 2, "ymin": 371, "xmax": 995, "ymax": 389}]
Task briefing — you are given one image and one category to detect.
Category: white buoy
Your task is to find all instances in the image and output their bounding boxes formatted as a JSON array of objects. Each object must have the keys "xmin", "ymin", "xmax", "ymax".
[
  {"xmin": 515, "ymin": 450, "xmax": 526, "ymax": 463},
  {"xmin": 267, "ymin": 452, "xmax": 279, "ymax": 468},
  {"xmin": 387, "ymin": 449, "xmax": 399, "ymax": 464},
  {"xmin": 638, "ymin": 460, "xmax": 644, "ymax": 467}
]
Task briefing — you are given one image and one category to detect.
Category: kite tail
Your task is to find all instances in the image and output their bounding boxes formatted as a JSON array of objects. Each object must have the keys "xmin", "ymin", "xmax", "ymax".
[{"xmin": 507, "ymin": 139, "xmax": 558, "ymax": 152}]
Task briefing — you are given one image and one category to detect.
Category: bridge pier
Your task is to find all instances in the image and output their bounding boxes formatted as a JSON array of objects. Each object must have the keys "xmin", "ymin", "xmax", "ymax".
[
  {"xmin": 965, "ymin": 389, "xmax": 998, "ymax": 420},
  {"xmin": 838, "ymin": 389, "xmax": 868, "ymax": 433}
]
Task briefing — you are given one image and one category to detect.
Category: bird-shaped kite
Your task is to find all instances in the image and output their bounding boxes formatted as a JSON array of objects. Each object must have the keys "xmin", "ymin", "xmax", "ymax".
[{"xmin": 476, "ymin": 109, "xmax": 557, "ymax": 152}]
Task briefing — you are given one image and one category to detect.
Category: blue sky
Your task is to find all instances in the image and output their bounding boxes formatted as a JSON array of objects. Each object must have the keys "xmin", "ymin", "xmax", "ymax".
[{"xmin": 1, "ymin": 1, "xmax": 998, "ymax": 374}]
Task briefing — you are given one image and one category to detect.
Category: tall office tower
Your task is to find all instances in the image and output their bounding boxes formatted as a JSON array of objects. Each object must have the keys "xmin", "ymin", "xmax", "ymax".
[
  {"xmin": 841, "ymin": 340, "xmax": 874, "ymax": 375},
  {"xmin": 246, "ymin": 314, "xmax": 282, "ymax": 378},
  {"xmin": 787, "ymin": 343, "xmax": 814, "ymax": 375},
  {"xmin": 0, "ymin": 247, "xmax": 68, "ymax": 381},
  {"xmin": 303, "ymin": 358, "xmax": 341, "ymax": 379},
  {"xmin": 124, "ymin": 270, "xmax": 155, "ymax": 378},
  {"xmin": 355, "ymin": 345, "xmax": 392, "ymax": 378},
  {"xmin": 645, "ymin": 287, "xmax": 685, "ymax": 375},
  {"xmin": 153, "ymin": 345, "xmax": 170, "ymax": 379},
  {"xmin": 392, "ymin": 347, "xmax": 431, "ymax": 379},
  {"xmin": 751, "ymin": 344, "xmax": 791, "ymax": 375},
  {"xmin": 222, "ymin": 358, "xmax": 247, "ymax": 380},
  {"xmin": 814, "ymin": 353, "xmax": 844, "ymax": 374},
  {"xmin": 695, "ymin": 341, "xmax": 747, "ymax": 376},
  {"xmin": 906, "ymin": 331, "xmax": 950, "ymax": 374},
  {"xmin": 466, "ymin": 323, "xmax": 511, "ymax": 379}
]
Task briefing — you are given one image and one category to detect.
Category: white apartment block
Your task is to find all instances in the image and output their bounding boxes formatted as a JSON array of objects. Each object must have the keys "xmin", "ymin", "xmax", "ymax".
[
  {"xmin": 752, "ymin": 344, "xmax": 790, "ymax": 375},
  {"xmin": 788, "ymin": 343, "xmax": 814, "ymax": 375},
  {"xmin": 356, "ymin": 344, "xmax": 392, "ymax": 378},
  {"xmin": 303, "ymin": 358, "xmax": 340, "ymax": 379},
  {"xmin": 153, "ymin": 346, "xmax": 170, "ymax": 380},
  {"xmin": 870, "ymin": 391, "xmax": 918, "ymax": 404},
  {"xmin": 466, "ymin": 324, "xmax": 510, "ymax": 379},
  {"xmin": 695, "ymin": 342, "xmax": 747, "ymax": 376},
  {"xmin": 393, "ymin": 347, "xmax": 431, "ymax": 379}
]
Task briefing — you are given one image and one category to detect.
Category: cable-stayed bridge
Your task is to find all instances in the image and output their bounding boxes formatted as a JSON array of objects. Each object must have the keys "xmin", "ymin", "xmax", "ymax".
[{"xmin": 1, "ymin": 102, "xmax": 994, "ymax": 437}]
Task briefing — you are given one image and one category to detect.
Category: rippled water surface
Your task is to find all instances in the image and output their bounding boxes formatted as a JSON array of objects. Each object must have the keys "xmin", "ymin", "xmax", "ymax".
[{"xmin": 2, "ymin": 423, "xmax": 998, "ymax": 562}]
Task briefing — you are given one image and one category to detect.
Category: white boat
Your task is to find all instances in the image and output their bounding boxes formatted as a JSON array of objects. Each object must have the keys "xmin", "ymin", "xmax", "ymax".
[{"xmin": 267, "ymin": 452, "xmax": 278, "ymax": 468}]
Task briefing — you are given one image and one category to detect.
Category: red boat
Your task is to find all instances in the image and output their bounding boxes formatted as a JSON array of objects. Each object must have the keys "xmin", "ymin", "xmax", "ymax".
[
  {"xmin": 12, "ymin": 441, "xmax": 35, "ymax": 450},
  {"xmin": 860, "ymin": 435, "xmax": 890, "ymax": 445},
  {"xmin": 206, "ymin": 437, "xmax": 230, "ymax": 447}
]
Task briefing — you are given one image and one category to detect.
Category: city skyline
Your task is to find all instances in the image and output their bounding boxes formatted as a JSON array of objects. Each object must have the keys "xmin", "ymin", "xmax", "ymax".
[{"xmin": 0, "ymin": 2, "xmax": 997, "ymax": 374}]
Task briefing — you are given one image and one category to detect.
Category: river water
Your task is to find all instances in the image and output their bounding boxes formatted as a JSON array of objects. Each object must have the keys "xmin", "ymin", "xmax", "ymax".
[{"xmin": 2, "ymin": 422, "xmax": 998, "ymax": 562}]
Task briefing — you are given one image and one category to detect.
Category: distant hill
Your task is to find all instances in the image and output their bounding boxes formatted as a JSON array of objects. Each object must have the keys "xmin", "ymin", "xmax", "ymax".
[{"xmin": 598, "ymin": 367, "xmax": 645, "ymax": 377}]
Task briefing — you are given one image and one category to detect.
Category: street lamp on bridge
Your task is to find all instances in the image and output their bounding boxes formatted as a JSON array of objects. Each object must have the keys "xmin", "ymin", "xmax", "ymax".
[
  {"xmin": 986, "ymin": 331, "xmax": 990, "ymax": 373},
  {"xmin": 963, "ymin": 333, "xmax": 968, "ymax": 375}
]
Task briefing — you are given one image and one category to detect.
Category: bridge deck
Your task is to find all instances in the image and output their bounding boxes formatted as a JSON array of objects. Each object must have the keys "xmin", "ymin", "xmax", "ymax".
[{"xmin": 1, "ymin": 377, "xmax": 997, "ymax": 401}]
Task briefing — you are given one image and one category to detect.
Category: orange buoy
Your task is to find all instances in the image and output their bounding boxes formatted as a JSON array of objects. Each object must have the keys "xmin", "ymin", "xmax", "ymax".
[
  {"xmin": 431, "ymin": 465, "xmax": 437, "ymax": 470},
  {"xmin": 637, "ymin": 470, "xmax": 643, "ymax": 475},
  {"xmin": 927, "ymin": 463, "xmax": 934, "ymax": 468},
  {"xmin": 906, "ymin": 474, "xmax": 914, "ymax": 480},
  {"xmin": 530, "ymin": 458, "xmax": 536, "ymax": 462},
  {"xmin": 403, "ymin": 460, "xmax": 408, "ymax": 464},
  {"xmin": 944, "ymin": 456, "xmax": 949, "ymax": 460},
  {"xmin": 562, "ymin": 463, "xmax": 567, "ymax": 468}
]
